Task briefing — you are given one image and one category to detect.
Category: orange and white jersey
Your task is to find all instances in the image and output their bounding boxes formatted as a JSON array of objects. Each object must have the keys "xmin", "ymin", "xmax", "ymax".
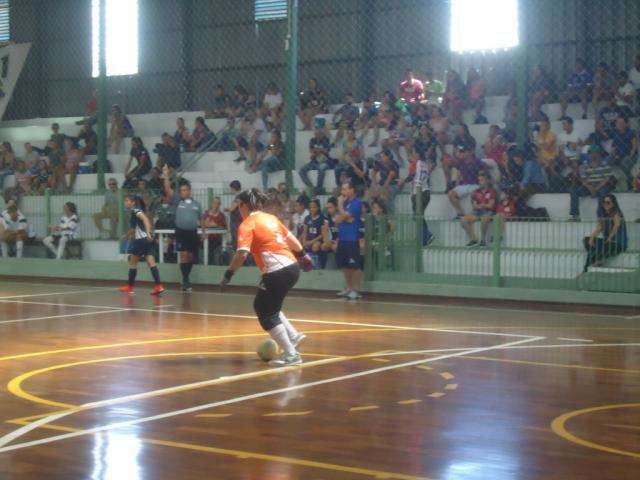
[{"xmin": 237, "ymin": 211, "xmax": 296, "ymax": 274}]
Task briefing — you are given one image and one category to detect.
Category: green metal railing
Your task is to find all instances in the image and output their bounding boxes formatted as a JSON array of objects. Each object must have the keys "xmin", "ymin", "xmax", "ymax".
[{"xmin": 366, "ymin": 214, "xmax": 640, "ymax": 294}]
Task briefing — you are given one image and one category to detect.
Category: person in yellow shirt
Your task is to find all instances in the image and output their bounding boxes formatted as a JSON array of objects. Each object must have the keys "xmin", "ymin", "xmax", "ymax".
[{"xmin": 535, "ymin": 118, "xmax": 558, "ymax": 173}]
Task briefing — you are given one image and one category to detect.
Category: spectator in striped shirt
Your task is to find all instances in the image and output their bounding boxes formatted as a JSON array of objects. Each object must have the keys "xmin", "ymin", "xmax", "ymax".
[
  {"xmin": 569, "ymin": 145, "xmax": 615, "ymax": 221},
  {"xmin": 0, "ymin": 204, "xmax": 28, "ymax": 258},
  {"xmin": 43, "ymin": 202, "xmax": 79, "ymax": 260}
]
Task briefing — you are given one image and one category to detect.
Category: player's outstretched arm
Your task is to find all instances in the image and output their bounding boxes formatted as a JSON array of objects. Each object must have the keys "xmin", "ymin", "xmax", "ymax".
[{"xmin": 220, "ymin": 250, "xmax": 249, "ymax": 290}]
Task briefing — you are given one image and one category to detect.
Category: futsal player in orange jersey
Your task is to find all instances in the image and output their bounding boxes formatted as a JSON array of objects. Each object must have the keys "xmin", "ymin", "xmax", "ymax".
[{"xmin": 220, "ymin": 188, "xmax": 313, "ymax": 366}]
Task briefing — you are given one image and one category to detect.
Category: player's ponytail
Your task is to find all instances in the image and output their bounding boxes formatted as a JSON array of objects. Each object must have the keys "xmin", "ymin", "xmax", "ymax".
[
  {"xmin": 126, "ymin": 193, "xmax": 146, "ymax": 212},
  {"xmin": 236, "ymin": 188, "xmax": 268, "ymax": 212}
]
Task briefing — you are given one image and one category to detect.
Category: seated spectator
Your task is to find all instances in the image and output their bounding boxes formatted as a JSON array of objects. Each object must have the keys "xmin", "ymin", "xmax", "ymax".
[
  {"xmin": 428, "ymin": 105, "xmax": 450, "ymax": 149},
  {"xmin": 22, "ymin": 142, "xmax": 43, "ymax": 173},
  {"xmin": 31, "ymin": 159, "xmax": 52, "ymax": 195},
  {"xmin": 0, "ymin": 142, "xmax": 16, "ymax": 190},
  {"xmin": 610, "ymin": 116, "xmax": 638, "ymax": 188},
  {"xmin": 466, "ymin": 67, "xmax": 487, "ymax": 124},
  {"xmin": 629, "ymin": 53, "xmax": 640, "ymax": 99},
  {"xmin": 560, "ymin": 58, "xmax": 593, "ymax": 120},
  {"xmin": 217, "ymin": 116, "xmax": 240, "ymax": 152},
  {"xmin": 174, "ymin": 117, "xmax": 191, "ymax": 152},
  {"xmin": 43, "ymin": 202, "xmax": 79, "ymax": 260},
  {"xmin": 250, "ymin": 130, "xmax": 284, "ymax": 191},
  {"xmin": 235, "ymin": 110, "xmax": 267, "ymax": 164},
  {"xmin": 517, "ymin": 149, "xmax": 547, "ymax": 201},
  {"xmin": 3, "ymin": 161, "xmax": 31, "ymax": 203},
  {"xmin": 447, "ymin": 143, "xmax": 484, "ymax": 219},
  {"xmin": 614, "ymin": 70, "xmax": 637, "ymax": 118},
  {"xmin": 202, "ymin": 196, "xmax": 227, "ymax": 265},
  {"xmin": 301, "ymin": 199, "xmax": 328, "ymax": 268},
  {"xmin": 484, "ymin": 131, "xmax": 508, "ymax": 173},
  {"xmin": 78, "ymin": 122, "xmax": 98, "ymax": 156},
  {"xmin": 322, "ymin": 197, "xmax": 339, "ymax": 255},
  {"xmin": 443, "ymin": 125, "xmax": 477, "ymax": 188},
  {"xmin": 398, "ymin": 68, "xmax": 424, "ymax": 110},
  {"xmin": 583, "ymin": 194, "xmax": 627, "ymax": 272},
  {"xmin": 398, "ymin": 149, "xmax": 434, "ymax": 247},
  {"xmin": 443, "ymin": 70, "xmax": 466, "ymax": 124},
  {"xmin": 369, "ymin": 148, "xmax": 400, "ymax": 203},
  {"xmin": 534, "ymin": 118, "xmax": 561, "ymax": 190},
  {"xmin": 276, "ymin": 185, "xmax": 295, "ymax": 229},
  {"xmin": 422, "ymin": 70, "xmax": 445, "ymax": 102},
  {"xmin": 205, "ymin": 84, "xmax": 231, "ymax": 119},
  {"xmin": 225, "ymin": 180, "xmax": 242, "ymax": 251},
  {"xmin": 262, "ymin": 82, "xmax": 284, "ymax": 130},
  {"xmin": 292, "ymin": 194, "xmax": 310, "ymax": 239},
  {"xmin": 367, "ymin": 91, "xmax": 407, "ymax": 148},
  {"xmin": 528, "ymin": 65, "xmax": 554, "ymax": 121},
  {"xmin": 298, "ymin": 78, "xmax": 328, "ymax": 130},
  {"xmin": 483, "ymin": 125, "xmax": 502, "ymax": 155},
  {"xmin": 62, "ymin": 138, "xmax": 82, "ymax": 192},
  {"xmin": 570, "ymin": 145, "xmax": 615, "ymax": 221},
  {"xmin": 558, "ymin": 116, "xmax": 583, "ymax": 172},
  {"xmin": 108, "ymin": 104, "xmax": 134, "ymax": 154},
  {"xmin": 46, "ymin": 140, "xmax": 67, "ymax": 193},
  {"xmin": 414, "ymin": 124, "xmax": 438, "ymax": 165},
  {"xmin": 496, "ymin": 190, "xmax": 518, "ymax": 238},
  {"xmin": 411, "ymin": 104, "xmax": 430, "ymax": 133},
  {"xmin": 332, "ymin": 93, "xmax": 359, "ymax": 145},
  {"xmin": 460, "ymin": 171, "xmax": 496, "ymax": 247},
  {"xmin": 190, "ymin": 117, "xmax": 215, "ymax": 152},
  {"xmin": 633, "ymin": 170, "xmax": 640, "ymax": 193},
  {"xmin": 598, "ymin": 96, "xmax": 623, "ymax": 133},
  {"xmin": 335, "ymin": 127, "xmax": 367, "ymax": 188},
  {"xmin": 592, "ymin": 62, "xmax": 616, "ymax": 112},
  {"xmin": 230, "ymin": 84, "xmax": 249, "ymax": 118},
  {"xmin": 123, "ymin": 137, "xmax": 151, "ymax": 189},
  {"xmin": 586, "ymin": 118, "xmax": 612, "ymax": 151},
  {"xmin": 82, "ymin": 89, "xmax": 98, "ymax": 126},
  {"xmin": 299, "ymin": 127, "xmax": 333, "ymax": 194},
  {"xmin": 147, "ymin": 167, "xmax": 164, "ymax": 195},
  {"xmin": 155, "ymin": 133, "xmax": 181, "ymax": 171},
  {"xmin": 383, "ymin": 113, "xmax": 412, "ymax": 165},
  {"xmin": 93, "ymin": 178, "xmax": 119, "ymax": 238},
  {"xmin": 357, "ymin": 94, "xmax": 380, "ymax": 133},
  {"xmin": 50, "ymin": 123, "xmax": 67, "ymax": 151},
  {"xmin": 0, "ymin": 204, "xmax": 27, "ymax": 258}
]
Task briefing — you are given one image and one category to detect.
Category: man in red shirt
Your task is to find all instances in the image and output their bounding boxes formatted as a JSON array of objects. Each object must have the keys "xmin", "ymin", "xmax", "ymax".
[
  {"xmin": 461, "ymin": 171, "xmax": 497, "ymax": 247},
  {"xmin": 398, "ymin": 69, "xmax": 424, "ymax": 106}
]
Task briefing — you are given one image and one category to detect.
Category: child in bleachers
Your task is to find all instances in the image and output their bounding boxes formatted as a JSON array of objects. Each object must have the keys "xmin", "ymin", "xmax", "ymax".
[
  {"xmin": 292, "ymin": 194, "xmax": 310, "ymax": 240},
  {"xmin": 301, "ymin": 199, "xmax": 328, "ymax": 269},
  {"xmin": 496, "ymin": 190, "xmax": 518, "ymax": 243},
  {"xmin": 322, "ymin": 197, "xmax": 339, "ymax": 255},
  {"xmin": 461, "ymin": 171, "xmax": 497, "ymax": 247}
]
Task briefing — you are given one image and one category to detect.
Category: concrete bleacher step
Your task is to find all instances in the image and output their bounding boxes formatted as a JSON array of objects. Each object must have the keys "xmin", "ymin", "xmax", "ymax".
[{"xmin": 421, "ymin": 248, "xmax": 639, "ymax": 278}]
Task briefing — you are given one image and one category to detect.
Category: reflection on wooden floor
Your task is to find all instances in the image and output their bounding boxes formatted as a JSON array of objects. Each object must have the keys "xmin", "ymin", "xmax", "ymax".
[{"xmin": 0, "ymin": 280, "xmax": 638, "ymax": 480}]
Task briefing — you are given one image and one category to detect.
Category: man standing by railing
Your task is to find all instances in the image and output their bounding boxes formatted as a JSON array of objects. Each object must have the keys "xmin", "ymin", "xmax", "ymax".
[
  {"xmin": 335, "ymin": 181, "xmax": 363, "ymax": 300},
  {"xmin": 163, "ymin": 165, "xmax": 205, "ymax": 292},
  {"xmin": 92, "ymin": 178, "xmax": 119, "ymax": 239}
]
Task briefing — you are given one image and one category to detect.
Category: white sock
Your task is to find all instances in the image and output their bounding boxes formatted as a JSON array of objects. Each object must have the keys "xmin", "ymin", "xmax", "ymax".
[
  {"xmin": 279, "ymin": 312, "xmax": 299, "ymax": 340},
  {"xmin": 16, "ymin": 241, "xmax": 24, "ymax": 258},
  {"xmin": 269, "ymin": 324, "xmax": 296, "ymax": 356},
  {"xmin": 1, "ymin": 242, "xmax": 7, "ymax": 258}
]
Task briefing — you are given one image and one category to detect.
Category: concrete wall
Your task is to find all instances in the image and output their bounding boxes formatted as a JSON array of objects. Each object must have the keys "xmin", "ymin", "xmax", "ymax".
[{"xmin": 5, "ymin": 0, "xmax": 640, "ymax": 120}]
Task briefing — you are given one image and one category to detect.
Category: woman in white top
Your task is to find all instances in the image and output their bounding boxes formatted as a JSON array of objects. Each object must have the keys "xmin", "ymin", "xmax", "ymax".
[
  {"xmin": 262, "ymin": 82, "xmax": 284, "ymax": 130},
  {"xmin": 43, "ymin": 202, "xmax": 79, "ymax": 259}
]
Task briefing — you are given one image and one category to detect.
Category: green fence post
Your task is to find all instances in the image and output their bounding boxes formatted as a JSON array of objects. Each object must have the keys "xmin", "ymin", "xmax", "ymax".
[
  {"xmin": 363, "ymin": 214, "xmax": 374, "ymax": 282},
  {"xmin": 492, "ymin": 214, "xmax": 502, "ymax": 287},
  {"xmin": 415, "ymin": 192, "xmax": 423, "ymax": 273},
  {"xmin": 44, "ymin": 188, "xmax": 52, "ymax": 232},
  {"xmin": 207, "ymin": 187, "xmax": 214, "ymax": 208},
  {"xmin": 117, "ymin": 188, "xmax": 126, "ymax": 238},
  {"xmin": 96, "ymin": 0, "xmax": 108, "ymax": 191},
  {"xmin": 284, "ymin": 0, "xmax": 298, "ymax": 192}
]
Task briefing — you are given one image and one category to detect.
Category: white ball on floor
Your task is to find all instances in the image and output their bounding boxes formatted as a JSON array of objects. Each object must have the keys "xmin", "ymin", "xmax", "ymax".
[{"xmin": 256, "ymin": 338, "xmax": 279, "ymax": 362}]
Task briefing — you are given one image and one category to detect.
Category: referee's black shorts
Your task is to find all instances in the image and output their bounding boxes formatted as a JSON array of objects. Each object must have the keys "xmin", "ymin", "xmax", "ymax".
[{"xmin": 175, "ymin": 227, "xmax": 199, "ymax": 256}]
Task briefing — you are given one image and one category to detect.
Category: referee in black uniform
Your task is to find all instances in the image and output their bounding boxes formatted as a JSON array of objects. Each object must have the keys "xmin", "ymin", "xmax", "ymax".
[{"xmin": 162, "ymin": 165, "xmax": 205, "ymax": 292}]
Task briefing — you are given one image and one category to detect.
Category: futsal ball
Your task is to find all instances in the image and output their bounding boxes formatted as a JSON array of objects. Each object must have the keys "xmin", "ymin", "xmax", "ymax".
[{"xmin": 256, "ymin": 339, "xmax": 279, "ymax": 362}]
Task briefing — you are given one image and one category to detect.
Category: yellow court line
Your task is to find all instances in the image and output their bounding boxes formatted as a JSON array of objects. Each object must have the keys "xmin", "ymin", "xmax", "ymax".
[
  {"xmin": 371, "ymin": 358, "xmax": 391, "ymax": 363},
  {"xmin": 194, "ymin": 414, "xmax": 233, "ymax": 419},
  {"xmin": 428, "ymin": 392, "xmax": 445, "ymax": 398},
  {"xmin": 444, "ymin": 384, "xmax": 458, "ymax": 391},
  {"xmin": 415, "ymin": 365, "xmax": 433, "ymax": 371},
  {"xmin": 6, "ymin": 351, "xmax": 340, "ymax": 410},
  {"xmin": 263, "ymin": 411, "xmax": 313, "ymax": 417},
  {"xmin": 603, "ymin": 424, "xmax": 640, "ymax": 432},
  {"xmin": 440, "ymin": 372, "xmax": 455, "ymax": 380},
  {"xmin": 0, "ymin": 327, "xmax": 397, "ymax": 363},
  {"xmin": 6, "ymin": 419, "xmax": 433, "ymax": 480},
  {"xmin": 397, "ymin": 399, "xmax": 422, "ymax": 405},
  {"xmin": 456, "ymin": 355, "xmax": 640, "ymax": 375},
  {"xmin": 551, "ymin": 403, "xmax": 640, "ymax": 459},
  {"xmin": 349, "ymin": 405, "xmax": 379, "ymax": 412}
]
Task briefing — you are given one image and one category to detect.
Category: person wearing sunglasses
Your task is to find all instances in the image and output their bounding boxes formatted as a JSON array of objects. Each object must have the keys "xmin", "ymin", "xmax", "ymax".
[{"xmin": 583, "ymin": 194, "xmax": 628, "ymax": 272}]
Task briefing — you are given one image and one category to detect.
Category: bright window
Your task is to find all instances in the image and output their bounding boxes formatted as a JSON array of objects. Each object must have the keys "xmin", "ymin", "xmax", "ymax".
[
  {"xmin": 255, "ymin": 0, "xmax": 287, "ymax": 22},
  {"xmin": 92, "ymin": 0, "xmax": 139, "ymax": 77},
  {"xmin": 0, "ymin": 0, "xmax": 9, "ymax": 43},
  {"xmin": 450, "ymin": 0, "xmax": 519, "ymax": 53}
]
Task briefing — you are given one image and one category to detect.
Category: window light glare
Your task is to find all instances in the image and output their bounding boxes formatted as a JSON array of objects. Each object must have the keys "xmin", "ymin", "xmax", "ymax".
[
  {"xmin": 451, "ymin": 0, "xmax": 519, "ymax": 53},
  {"xmin": 92, "ymin": 0, "xmax": 139, "ymax": 77}
]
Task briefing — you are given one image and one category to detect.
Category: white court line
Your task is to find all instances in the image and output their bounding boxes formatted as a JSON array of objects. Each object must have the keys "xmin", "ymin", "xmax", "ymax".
[
  {"xmin": 556, "ymin": 337, "xmax": 594, "ymax": 343},
  {"xmin": 0, "ymin": 300, "xmax": 537, "ymax": 339},
  {"xmin": 382, "ymin": 342, "xmax": 640, "ymax": 356},
  {"xmin": 0, "ymin": 335, "xmax": 544, "ymax": 453},
  {"xmin": 0, "ymin": 287, "xmax": 116, "ymax": 300},
  {"xmin": 0, "ymin": 310, "xmax": 126, "ymax": 326},
  {"xmin": 626, "ymin": 315, "xmax": 640, "ymax": 320}
]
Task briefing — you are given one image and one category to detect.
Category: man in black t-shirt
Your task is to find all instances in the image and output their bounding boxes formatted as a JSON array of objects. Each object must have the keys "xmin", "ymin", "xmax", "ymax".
[{"xmin": 299, "ymin": 128, "xmax": 334, "ymax": 194}]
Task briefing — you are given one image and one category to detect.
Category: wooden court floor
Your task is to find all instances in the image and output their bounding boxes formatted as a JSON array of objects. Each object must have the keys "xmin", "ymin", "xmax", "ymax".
[{"xmin": 0, "ymin": 279, "xmax": 638, "ymax": 480}]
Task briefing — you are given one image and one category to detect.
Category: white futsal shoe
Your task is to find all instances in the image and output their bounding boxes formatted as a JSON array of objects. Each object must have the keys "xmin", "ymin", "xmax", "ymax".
[
  {"xmin": 269, "ymin": 352, "xmax": 302, "ymax": 367},
  {"xmin": 336, "ymin": 289, "xmax": 350, "ymax": 297},
  {"xmin": 291, "ymin": 333, "xmax": 307, "ymax": 348}
]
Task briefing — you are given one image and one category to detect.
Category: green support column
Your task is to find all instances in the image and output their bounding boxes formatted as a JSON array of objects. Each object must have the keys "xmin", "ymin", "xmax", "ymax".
[
  {"xmin": 491, "ymin": 214, "xmax": 502, "ymax": 287},
  {"xmin": 117, "ymin": 187, "xmax": 126, "ymax": 238},
  {"xmin": 363, "ymin": 214, "xmax": 374, "ymax": 282},
  {"xmin": 515, "ymin": 46, "xmax": 528, "ymax": 150},
  {"xmin": 44, "ymin": 188, "xmax": 52, "ymax": 229},
  {"xmin": 284, "ymin": 0, "xmax": 298, "ymax": 192},
  {"xmin": 415, "ymin": 192, "xmax": 423, "ymax": 274},
  {"xmin": 96, "ymin": 0, "xmax": 108, "ymax": 191}
]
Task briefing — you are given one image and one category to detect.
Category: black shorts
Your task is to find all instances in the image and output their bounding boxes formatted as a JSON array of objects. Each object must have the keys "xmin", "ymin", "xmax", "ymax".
[
  {"xmin": 254, "ymin": 263, "xmax": 301, "ymax": 330},
  {"xmin": 131, "ymin": 238, "xmax": 153, "ymax": 258},
  {"xmin": 175, "ymin": 228, "xmax": 199, "ymax": 255},
  {"xmin": 336, "ymin": 240, "xmax": 362, "ymax": 270},
  {"xmin": 237, "ymin": 137, "xmax": 265, "ymax": 152}
]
